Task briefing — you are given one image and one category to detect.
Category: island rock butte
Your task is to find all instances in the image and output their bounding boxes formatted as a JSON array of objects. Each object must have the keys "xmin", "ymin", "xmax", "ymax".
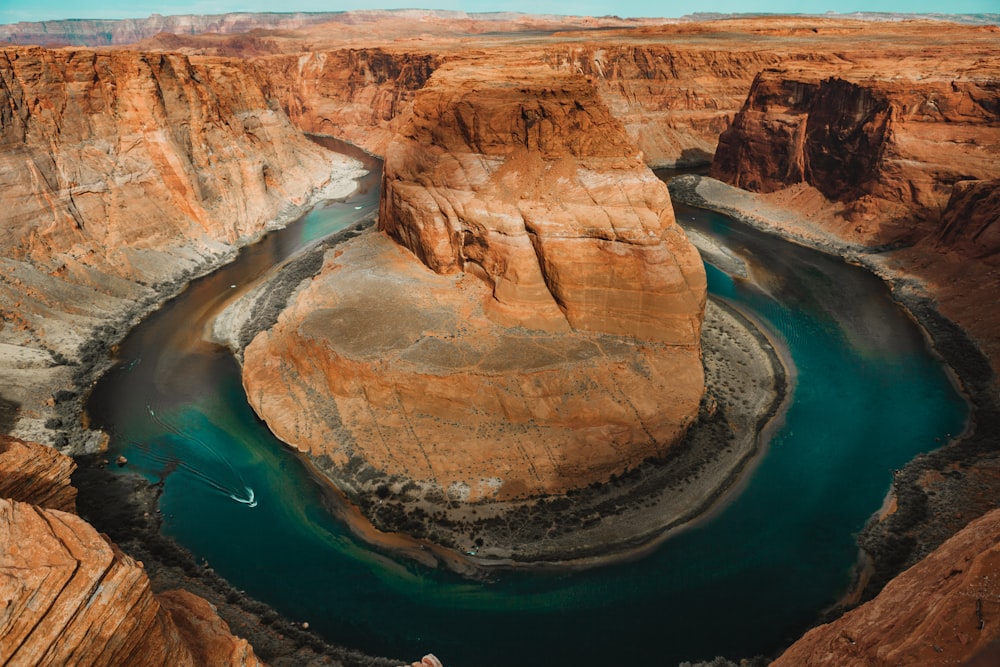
[{"xmin": 241, "ymin": 63, "xmax": 706, "ymax": 503}]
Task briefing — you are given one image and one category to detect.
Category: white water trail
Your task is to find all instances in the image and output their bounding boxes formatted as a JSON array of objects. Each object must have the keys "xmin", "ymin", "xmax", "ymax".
[{"xmin": 142, "ymin": 404, "xmax": 256, "ymax": 507}]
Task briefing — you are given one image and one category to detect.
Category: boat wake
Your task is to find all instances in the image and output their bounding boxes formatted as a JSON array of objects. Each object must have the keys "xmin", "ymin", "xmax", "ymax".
[{"xmin": 140, "ymin": 403, "xmax": 257, "ymax": 508}]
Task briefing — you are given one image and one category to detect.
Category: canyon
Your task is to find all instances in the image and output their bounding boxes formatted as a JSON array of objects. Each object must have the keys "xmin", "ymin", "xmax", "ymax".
[{"xmin": 0, "ymin": 9, "xmax": 997, "ymax": 666}]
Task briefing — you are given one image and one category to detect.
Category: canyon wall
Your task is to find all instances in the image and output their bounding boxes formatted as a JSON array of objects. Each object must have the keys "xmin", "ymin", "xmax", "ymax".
[
  {"xmin": 0, "ymin": 45, "xmax": 358, "ymax": 445},
  {"xmin": 0, "ymin": 435, "xmax": 263, "ymax": 666},
  {"xmin": 774, "ymin": 507, "xmax": 1000, "ymax": 666},
  {"xmin": 711, "ymin": 69, "xmax": 1000, "ymax": 246},
  {"xmin": 241, "ymin": 63, "xmax": 706, "ymax": 506},
  {"xmin": 254, "ymin": 49, "xmax": 439, "ymax": 155}
]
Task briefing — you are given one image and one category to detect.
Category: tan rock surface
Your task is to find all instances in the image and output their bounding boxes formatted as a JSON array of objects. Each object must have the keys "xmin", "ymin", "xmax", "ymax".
[
  {"xmin": 243, "ymin": 232, "xmax": 704, "ymax": 502},
  {"xmin": 773, "ymin": 507, "xmax": 1000, "ymax": 666},
  {"xmin": 379, "ymin": 62, "xmax": 706, "ymax": 344},
  {"xmin": 711, "ymin": 64, "xmax": 1000, "ymax": 246},
  {"xmin": 0, "ymin": 45, "xmax": 361, "ymax": 443},
  {"xmin": 0, "ymin": 434, "xmax": 76, "ymax": 512},
  {"xmin": 0, "ymin": 496, "xmax": 264, "ymax": 666},
  {"xmin": 242, "ymin": 63, "xmax": 706, "ymax": 506}
]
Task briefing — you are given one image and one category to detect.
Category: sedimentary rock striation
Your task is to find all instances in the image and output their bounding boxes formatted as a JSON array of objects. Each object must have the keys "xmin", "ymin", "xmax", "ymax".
[
  {"xmin": 242, "ymin": 64, "xmax": 706, "ymax": 504},
  {"xmin": 0, "ymin": 45, "xmax": 359, "ymax": 444},
  {"xmin": 0, "ymin": 496, "xmax": 264, "ymax": 666},
  {"xmin": 711, "ymin": 66, "xmax": 1000, "ymax": 245},
  {"xmin": 0, "ymin": 434, "xmax": 263, "ymax": 666},
  {"xmin": 774, "ymin": 507, "xmax": 1000, "ymax": 666},
  {"xmin": 0, "ymin": 434, "xmax": 76, "ymax": 512},
  {"xmin": 379, "ymin": 63, "xmax": 706, "ymax": 343}
]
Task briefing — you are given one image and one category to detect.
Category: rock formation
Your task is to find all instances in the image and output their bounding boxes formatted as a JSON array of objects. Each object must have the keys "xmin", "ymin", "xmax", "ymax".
[
  {"xmin": 711, "ymin": 67, "xmax": 1000, "ymax": 245},
  {"xmin": 0, "ymin": 45, "xmax": 360, "ymax": 444},
  {"xmin": 0, "ymin": 434, "xmax": 263, "ymax": 666},
  {"xmin": 242, "ymin": 63, "xmax": 706, "ymax": 504},
  {"xmin": 774, "ymin": 507, "xmax": 1000, "ymax": 666},
  {"xmin": 379, "ymin": 63, "xmax": 706, "ymax": 344},
  {"xmin": 0, "ymin": 496, "xmax": 264, "ymax": 666},
  {"xmin": 0, "ymin": 434, "xmax": 76, "ymax": 512}
]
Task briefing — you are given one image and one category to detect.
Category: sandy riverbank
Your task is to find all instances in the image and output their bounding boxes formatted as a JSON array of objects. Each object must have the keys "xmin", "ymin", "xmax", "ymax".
[{"xmin": 669, "ymin": 174, "xmax": 1000, "ymax": 605}]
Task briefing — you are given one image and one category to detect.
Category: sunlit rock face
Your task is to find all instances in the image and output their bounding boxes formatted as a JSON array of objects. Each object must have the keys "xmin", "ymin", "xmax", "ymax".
[
  {"xmin": 711, "ymin": 69, "xmax": 1000, "ymax": 246},
  {"xmin": 0, "ymin": 436, "xmax": 263, "ymax": 667},
  {"xmin": 243, "ymin": 64, "xmax": 706, "ymax": 503},
  {"xmin": 773, "ymin": 507, "xmax": 1000, "ymax": 667}
]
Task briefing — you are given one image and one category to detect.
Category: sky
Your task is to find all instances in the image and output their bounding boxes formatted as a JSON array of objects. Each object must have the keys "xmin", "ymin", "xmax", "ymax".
[{"xmin": 1, "ymin": 0, "xmax": 996, "ymax": 24}]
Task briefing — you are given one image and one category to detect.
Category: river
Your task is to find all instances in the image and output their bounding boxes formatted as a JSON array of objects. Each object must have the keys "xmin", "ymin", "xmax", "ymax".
[{"xmin": 85, "ymin": 142, "xmax": 967, "ymax": 666}]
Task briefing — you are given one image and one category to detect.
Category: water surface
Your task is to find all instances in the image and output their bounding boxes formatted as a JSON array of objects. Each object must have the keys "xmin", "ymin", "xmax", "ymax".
[{"xmin": 87, "ymin": 161, "xmax": 967, "ymax": 665}]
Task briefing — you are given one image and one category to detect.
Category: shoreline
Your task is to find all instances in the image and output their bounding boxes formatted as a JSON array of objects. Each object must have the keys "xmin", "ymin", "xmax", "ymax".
[{"xmin": 668, "ymin": 173, "xmax": 1000, "ymax": 608}]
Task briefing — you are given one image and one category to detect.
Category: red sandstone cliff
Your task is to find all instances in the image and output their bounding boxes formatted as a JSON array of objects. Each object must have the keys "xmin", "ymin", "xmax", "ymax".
[
  {"xmin": 241, "ymin": 63, "xmax": 706, "ymax": 505},
  {"xmin": 711, "ymin": 67, "xmax": 1000, "ymax": 246},
  {"xmin": 774, "ymin": 507, "xmax": 1000, "ymax": 666},
  {"xmin": 0, "ymin": 496, "xmax": 264, "ymax": 666},
  {"xmin": 379, "ymin": 63, "xmax": 706, "ymax": 343},
  {"xmin": 0, "ymin": 436, "xmax": 263, "ymax": 666},
  {"xmin": 0, "ymin": 45, "xmax": 359, "ymax": 444}
]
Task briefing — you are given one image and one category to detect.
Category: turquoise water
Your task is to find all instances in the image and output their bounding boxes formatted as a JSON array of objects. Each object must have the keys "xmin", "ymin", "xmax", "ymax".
[{"xmin": 86, "ymin": 167, "xmax": 967, "ymax": 665}]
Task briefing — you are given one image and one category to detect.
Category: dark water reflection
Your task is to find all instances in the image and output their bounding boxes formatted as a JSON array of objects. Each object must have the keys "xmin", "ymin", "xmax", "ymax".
[{"xmin": 86, "ymin": 153, "xmax": 966, "ymax": 666}]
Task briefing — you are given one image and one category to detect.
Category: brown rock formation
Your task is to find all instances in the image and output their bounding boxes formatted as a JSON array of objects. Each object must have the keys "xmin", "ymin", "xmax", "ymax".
[
  {"xmin": 0, "ymin": 45, "xmax": 358, "ymax": 443},
  {"xmin": 379, "ymin": 63, "xmax": 706, "ymax": 344},
  {"xmin": 711, "ymin": 67, "xmax": 1000, "ymax": 245},
  {"xmin": 0, "ymin": 496, "xmax": 264, "ymax": 666},
  {"xmin": 242, "ymin": 64, "xmax": 706, "ymax": 504},
  {"xmin": 936, "ymin": 178, "xmax": 1000, "ymax": 259},
  {"xmin": 773, "ymin": 507, "xmax": 1000, "ymax": 666},
  {"xmin": 0, "ymin": 434, "xmax": 76, "ymax": 512}
]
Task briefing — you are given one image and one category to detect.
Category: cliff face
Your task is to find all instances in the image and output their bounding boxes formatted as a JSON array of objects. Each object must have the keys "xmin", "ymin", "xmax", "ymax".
[
  {"xmin": 774, "ymin": 507, "xmax": 1000, "ymax": 666},
  {"xmin": 0, "ymin": 45, "xmax": 358, "ymax": 444},
  {"xmin": 0, "ymin": 434, "xmax": 76, "ymax": 512},
  {"xmin": 0, "ymin": 436, "xmax": 262, "ymax": 666},
  {"xmin": 379, "ymin": 63, "xmax": 706, "ymax": 343},
  {"xmin": 0, "ymin": 496, "xmax": 264, "ymax": 667},
  {"xmin": 242, "ymin": 64, "xmax": 706, "ymax": 505},
  {"xmin": 711, "ymin": 69, "xmax": 1000, "ymax": 245},
  {"xmin": 255, "ymin": 49, "xmax": 439, "ymax": 155}
]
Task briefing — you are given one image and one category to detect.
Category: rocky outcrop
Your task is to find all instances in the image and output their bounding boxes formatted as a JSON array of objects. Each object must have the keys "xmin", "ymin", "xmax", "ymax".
[
  {"xmin": 773, "ymin": 507, "xmax": 1000, "ymax": 666},
  {"xmin": 936, "ymin": 178, "xmax": 1000, "ymax": 259},
  {"xmin": 380, "ymin": 63, "xmax": 706, "ymax": 343},
  {"xmin": 0, "ymin": 434, "xmax": 76, "ymax": 512},
  {"xmin": 254, "ymin": 49, "xmax": 439, "ymax": 155},
  {"xmin": 711, "ymin": 69, "xmax": 1000, "ymax": 245},
  {"xmin": 241, "ymin": 64, "xmax": 706, "ymax": 507},
  {"xmin": 0, "ymin": 45, "xmax": 360, "ymax": 444},
  {"xmin": 0, "ymin": 496, "xmax": 264, "ymax": 666}
]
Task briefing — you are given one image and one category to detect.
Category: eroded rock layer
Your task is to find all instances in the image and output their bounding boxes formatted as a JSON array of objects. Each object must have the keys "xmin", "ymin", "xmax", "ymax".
[
  {"xmin": 711, "ymin": 67, "xmax": 1000, "ymax": 246},
  {"xmin": 379, "ymin": 63, "xmax": 706, "ymax": 344},
  {"xmin": 774, "ymin": 507, "xmax": 1000, "ymax": 666},
  {"xmin": 243, "ymin": 64, "xmax": 706, "ymax": 503},
  {"xmin": 0, "ymin": 496, "xmax": 264, "ymax": 666},
  {"xmin": 0, "ymin": 434, "xmax": 76, "ymax": 512},
  {"xmin": 0, "ymin": 45, "xmax": 359, "ymax": 444}
]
